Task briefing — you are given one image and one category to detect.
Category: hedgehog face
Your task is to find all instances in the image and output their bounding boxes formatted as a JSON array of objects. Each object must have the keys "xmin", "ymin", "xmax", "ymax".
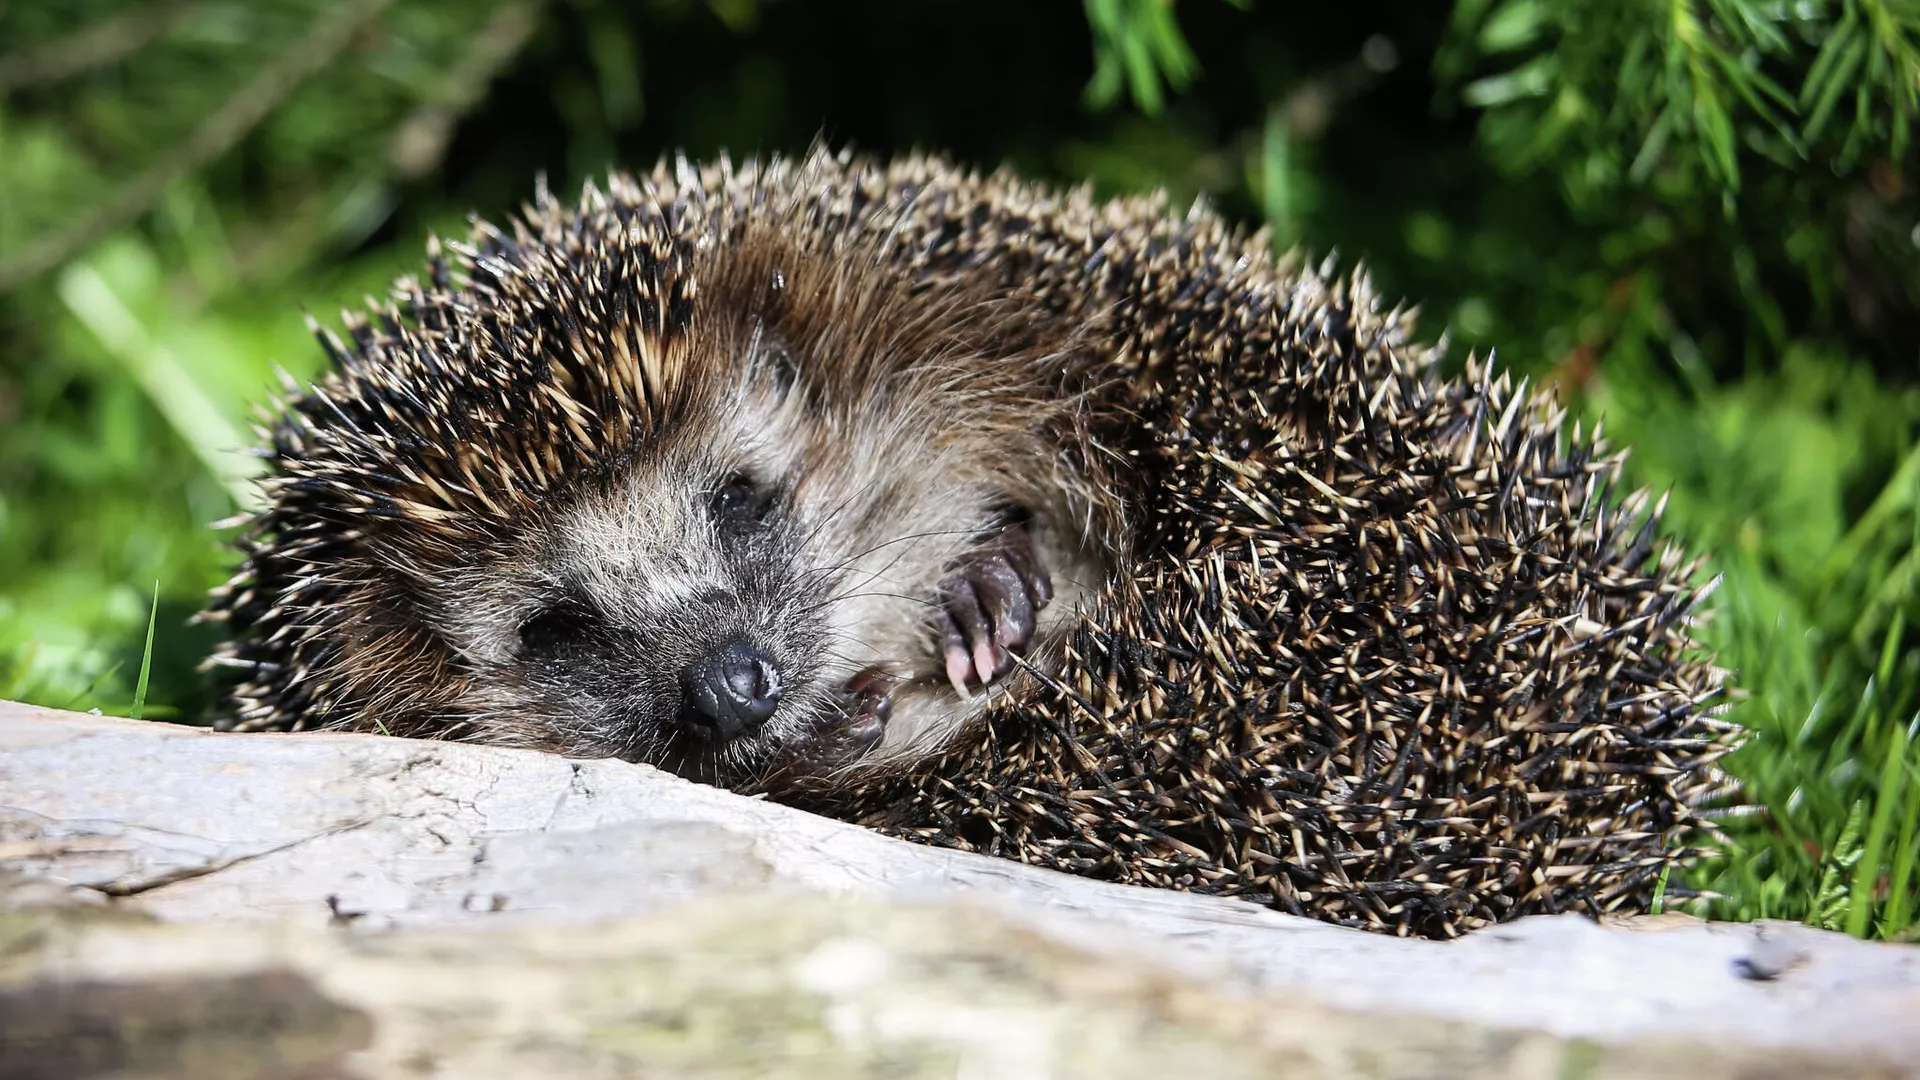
[
  {"xmin": 209, "ymin": 173, "xmax": 1117, "ymax": 787},
  {"xmin": 439, "ymin": 339, "xmax": 1095, "ymax": 785}
]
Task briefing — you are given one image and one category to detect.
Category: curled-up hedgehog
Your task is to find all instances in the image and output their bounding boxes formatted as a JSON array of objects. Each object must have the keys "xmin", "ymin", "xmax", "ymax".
[{"xmin": 204, "ymin": 148, "xmax": 1732, "ymax": 937}]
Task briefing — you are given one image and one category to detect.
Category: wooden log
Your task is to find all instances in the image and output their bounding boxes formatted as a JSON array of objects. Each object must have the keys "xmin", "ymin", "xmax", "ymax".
[{"xmin": 2, "ymin": 701, "xmax": 1917, "ymax": 1078}]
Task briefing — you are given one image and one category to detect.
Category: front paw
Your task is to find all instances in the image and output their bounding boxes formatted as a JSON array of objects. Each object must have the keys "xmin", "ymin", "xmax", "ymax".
[
  {"xmin": 763, "ymin": 667, "xmax": 892, "ymax": 782},
  {"xmin": 939, "ymin": 522, "xmax": 1052, "ymax": 694}
]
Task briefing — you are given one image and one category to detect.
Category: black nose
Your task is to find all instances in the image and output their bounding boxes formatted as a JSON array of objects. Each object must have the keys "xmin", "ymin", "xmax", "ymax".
[{"xmin": 678, "ymin": 639, "xmax": 784, "ymax": 740}]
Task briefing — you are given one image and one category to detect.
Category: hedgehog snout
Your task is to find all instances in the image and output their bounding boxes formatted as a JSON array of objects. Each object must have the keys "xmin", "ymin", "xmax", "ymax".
[{"xmin": 676, "ymin": 638, "xmax": 785, "ymax": 741}]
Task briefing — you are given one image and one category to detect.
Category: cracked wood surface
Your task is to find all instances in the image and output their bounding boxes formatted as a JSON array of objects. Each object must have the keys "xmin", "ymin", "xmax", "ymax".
[{"xmin": 3, "ymin": 700, "xmax": 1920, "ymax": 1075}]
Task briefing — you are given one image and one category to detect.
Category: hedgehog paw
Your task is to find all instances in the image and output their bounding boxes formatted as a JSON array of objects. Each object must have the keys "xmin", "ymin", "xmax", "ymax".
[
  {"xmin": 764, "ymin": 668, "xmax": 891, "ymax": 782},
  {"xmin": 939, "ymin": 523, "xmax": 1052, "ymax": 694}
]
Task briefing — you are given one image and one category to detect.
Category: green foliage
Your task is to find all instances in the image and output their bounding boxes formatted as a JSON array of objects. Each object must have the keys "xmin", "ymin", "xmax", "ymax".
[
  {"xmin": 1443, "ymin": 0, "xmax": 1794, "ymax": 193},
  {"xmin": 0, "ymin": 225, "xmax": 420, "ymax": 716},
  {"xmin": 0, "ymin": 0, "xmax": 509, "ymax": 715},
  {"xmin": 1439, "ymin": 0, "xmax": 1920, "ymax": 193},
  {"xmin": 1802, "ymin": 0, "xmax": 1920, "ymax": 165},
  {"xmin": 0, "ymin": 0, "xmax": 503, "ymax": 290},
  {"xmin": 1082, "ymin": 0, "xmax": 1245, "ymax": 114},
  {"xmin": 1437, "ymin": 0, "xmax": 1920, "ymax": 378},
  {"xmin": 1585, "ymin": 347, "xmax": 1920, "ymax": 938}
]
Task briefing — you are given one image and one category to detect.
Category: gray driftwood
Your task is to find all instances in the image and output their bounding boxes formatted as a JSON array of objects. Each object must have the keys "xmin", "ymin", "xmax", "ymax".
[{"xmin": 3, "ymin": 701, "xmax": 1918, "ymax": 1079}]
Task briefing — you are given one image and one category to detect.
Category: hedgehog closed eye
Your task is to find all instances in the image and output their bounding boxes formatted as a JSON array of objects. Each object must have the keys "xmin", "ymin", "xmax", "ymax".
[
  {"xmin": 709, "ymin": 473, "xmax": 771, "ymax": 532},
  {"xmin": 518, "ymin": 602, "xmax": 600, "ymax": 658}
]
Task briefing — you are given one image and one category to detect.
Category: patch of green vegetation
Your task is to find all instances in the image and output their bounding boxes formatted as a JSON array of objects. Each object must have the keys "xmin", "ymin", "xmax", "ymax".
[
  {"xmin": 1586, "ymin": 348, "xmax": 1920, "ymax": 939},
  {"xmin": 0, "ymin": 224, "xmax": 424, "ymax": 719}
]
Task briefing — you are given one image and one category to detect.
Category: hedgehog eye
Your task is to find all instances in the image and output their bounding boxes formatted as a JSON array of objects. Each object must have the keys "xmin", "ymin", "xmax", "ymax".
[
  {"xmin": 709, "ymin": 472, "xmax": 771, "ymax": 533},
  {"xmin": 517, "ymin": 599, "xmax": 599, "ymax": 657}
]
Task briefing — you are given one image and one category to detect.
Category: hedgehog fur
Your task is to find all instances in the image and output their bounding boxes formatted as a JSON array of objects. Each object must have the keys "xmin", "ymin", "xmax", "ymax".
[{"xmin": 205, "ymin": 147, "xmax": 1732, "ymax": 938}]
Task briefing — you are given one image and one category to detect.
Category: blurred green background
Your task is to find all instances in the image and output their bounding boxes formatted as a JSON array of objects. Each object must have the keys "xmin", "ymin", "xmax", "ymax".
[{"xmin": 1, "ymin": 0, "xmax": 1915, "ymax": 939}]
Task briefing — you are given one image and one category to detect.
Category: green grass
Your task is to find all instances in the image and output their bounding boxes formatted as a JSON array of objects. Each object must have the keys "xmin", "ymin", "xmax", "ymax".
[
  {"xmin": 131, "ymin": 578, "xmax": 158, "ymax": 721},
  {"xmin": 1585, "ymin": 344, "xmax": 1920, "ymax": 940}
]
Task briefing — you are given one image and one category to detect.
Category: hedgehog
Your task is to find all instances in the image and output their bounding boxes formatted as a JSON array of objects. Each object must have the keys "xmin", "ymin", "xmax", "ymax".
[{"xmin": 203, "ymin": 147, "xmax": 1732, "ymax": 938}]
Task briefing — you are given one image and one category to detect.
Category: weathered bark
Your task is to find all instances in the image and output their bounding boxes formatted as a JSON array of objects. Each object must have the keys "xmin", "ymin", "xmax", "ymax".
[{"xmin": 2, "ymin": 702, "xmax": 1917, "ymax": 1079}]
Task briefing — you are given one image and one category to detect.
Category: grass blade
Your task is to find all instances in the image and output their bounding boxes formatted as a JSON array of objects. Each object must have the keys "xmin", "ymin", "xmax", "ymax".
[
  {"xmin": 1886, "ymin": 739, "xmax": 1919, "ymax": 935},
  {"xmin": 60, "ymin": 662, "xmax": 122, "ymax": 713},
  {"xmin": 1816, "ymin": 800, "xmax": 1866, "ymax": 931},
  {"xmin": 1850, "ymin": 715, "xmax": 1909, "ymax": 937},
  {"xmin": 131, "ymin": 579, "xmax": 158, "ymax": 721}
]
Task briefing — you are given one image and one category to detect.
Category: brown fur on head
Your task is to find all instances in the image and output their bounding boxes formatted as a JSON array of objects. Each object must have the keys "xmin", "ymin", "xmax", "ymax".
[{"xmin": 206, "ymin": 162, "xmax": 1120, "ymax": 784}]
